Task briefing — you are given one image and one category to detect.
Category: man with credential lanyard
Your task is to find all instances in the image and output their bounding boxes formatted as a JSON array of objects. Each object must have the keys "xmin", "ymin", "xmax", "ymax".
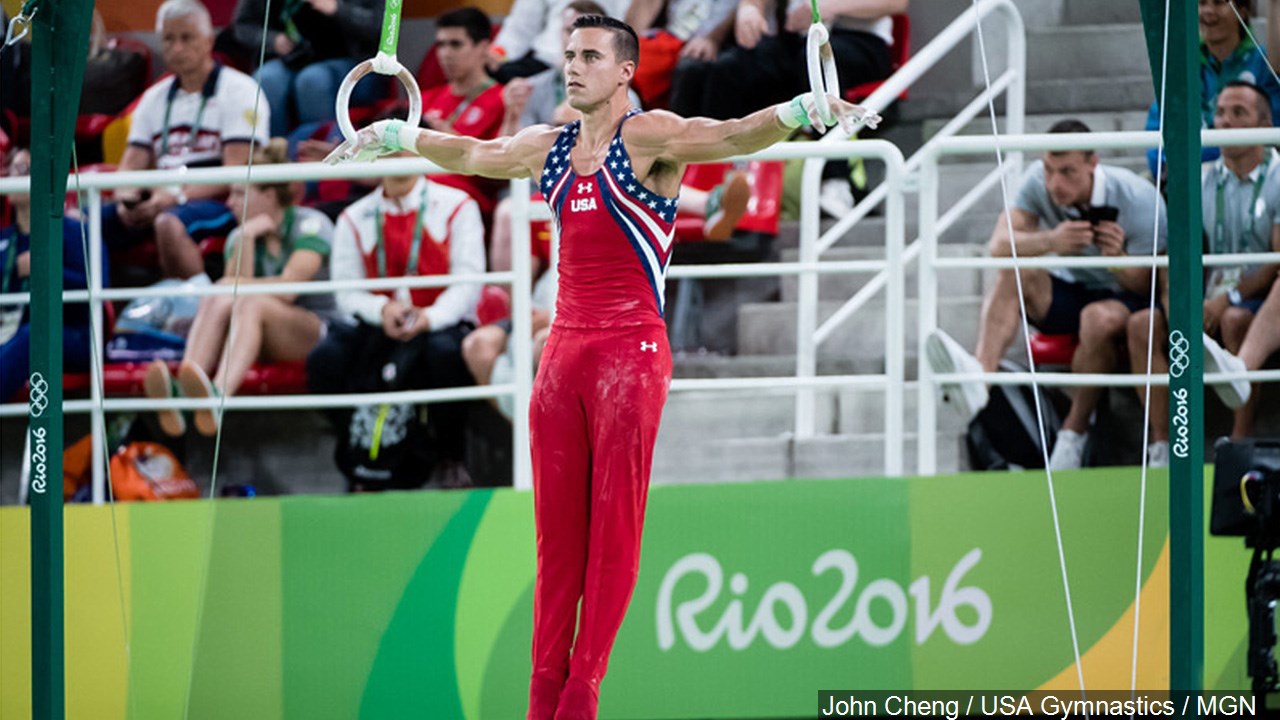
[
  {"xmin": 306, "ymin": 157, "xmax": 486, "ymax": 489},
  {"xmin": 1132, "ymin": 80, "xmax": 1280, "ymax": 441},
  {"xmin": 105, "ymin": 0, "xmax": 269, "ymax": 283}
]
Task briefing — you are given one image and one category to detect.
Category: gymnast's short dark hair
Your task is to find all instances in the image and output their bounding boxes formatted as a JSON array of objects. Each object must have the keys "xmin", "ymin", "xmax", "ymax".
[{"xmin": 571, "ymin": 14, "xmax": 639, "ymax": 65}]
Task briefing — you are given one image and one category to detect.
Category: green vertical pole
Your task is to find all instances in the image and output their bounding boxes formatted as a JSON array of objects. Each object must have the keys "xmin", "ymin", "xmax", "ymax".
[
  {"xmin": 1138, "ymin": 0, "xmax": 1204, "ymax": 692},
  {"xmin": 27, "ymin": 0, "xmax": 95, "ymax": 717}
]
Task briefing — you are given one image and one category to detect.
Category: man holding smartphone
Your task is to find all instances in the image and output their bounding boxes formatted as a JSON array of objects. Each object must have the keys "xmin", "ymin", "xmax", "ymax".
[{"xmin": 926, "ymin": 118, "xmax": 1169, "ymax": 469}]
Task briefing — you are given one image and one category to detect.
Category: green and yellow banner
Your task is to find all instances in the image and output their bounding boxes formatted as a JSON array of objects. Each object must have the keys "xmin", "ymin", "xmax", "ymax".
[{"xmin": 0, "ymin": 469, "xmax": 1250, "ymax": 718}]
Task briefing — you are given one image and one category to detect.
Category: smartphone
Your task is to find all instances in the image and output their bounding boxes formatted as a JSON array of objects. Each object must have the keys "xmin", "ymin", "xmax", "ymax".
[{"xmin": 1086, "ymin": 205, "xmax": 1119, "ymax": 224}]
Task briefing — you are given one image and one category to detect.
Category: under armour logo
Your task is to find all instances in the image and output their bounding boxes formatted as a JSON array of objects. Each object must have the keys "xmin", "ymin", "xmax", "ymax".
[
  {"xmin": 1168, "ymin": 330, "xmax": 1190, "ymax": 378},
  {"xmin": 577, "ymin": 181, "xmax": 593, "ymax": 194},
  {"xmin": 640, "ymin": 341, "xmax": 657, "ymax": 352},
  {"xmin": 28, "ymin": 372, "xmax": 48, "ymax": 417}
]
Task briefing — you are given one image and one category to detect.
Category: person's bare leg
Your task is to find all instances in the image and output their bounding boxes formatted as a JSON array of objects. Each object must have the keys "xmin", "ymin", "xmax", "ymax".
[
  {"xmin": 1127, "ymin": 308, "xmax": 1168, "ymax": 442},
  {"xmin": 1228, "ymin": 288, "xmax": 1280, "ymax": 435},
  {"xmin": 490, "ymin": 197, "xmax": 515, "ymax": 273},
  {"xmin": 462, "ymin": 324, "xmax": 510, "ymax": 386},
  {"xmin": 216, "ymin": 296, "xmax": 321, "ymax": 396},
  {"xmin": 183, "ymin": 293, "xmax": 235, "ymax": 375},
  {"xmin": 155, "ymin": 212, "xmax": 205, "ymax": 279},
  {"xmin": 975, "ymin": 268, "xmax": 1052, "ymax": 371},
  {"xmin": 678, "ymin": 186, "xmax": 709, "ymax": 215},
  {"xmin": 1061, "ymin": 300, "xmax": 1129, "ymax": 433}
]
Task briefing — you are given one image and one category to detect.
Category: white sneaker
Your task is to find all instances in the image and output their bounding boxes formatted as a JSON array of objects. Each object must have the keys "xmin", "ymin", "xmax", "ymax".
[
  {"xmin": 819, "ymin": 178, "xmax": 854, "ymax": 218},
  {"xmin": 1202, "ymin": 333, "xmax": 1251, "ymax": 409},
  {"xmin": 1146, "ymin": 440, "xmax": 1168, "ymax": 468},
  {"xmin": 924, "ymin": 328, "xmax": 989, "ymax": 421},
  {"xmin": 1048, "ymin": 429, "xmax": 1087, "ymax": 470}
]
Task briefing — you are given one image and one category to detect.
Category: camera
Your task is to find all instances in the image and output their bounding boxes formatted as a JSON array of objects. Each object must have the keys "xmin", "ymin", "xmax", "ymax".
[
  {"xmin": 1212, "ymin": 438, "xmax": 1280, "ymax": 541},
  {"xmin": 1213, "ymin": 439, "xmax": 1280, "ymax": 695}
]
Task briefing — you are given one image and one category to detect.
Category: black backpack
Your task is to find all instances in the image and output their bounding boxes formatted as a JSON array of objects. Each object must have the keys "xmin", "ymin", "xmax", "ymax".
[
  {"xmin": 965, "ymin": 362, "xmax": 1072, "ymax": 471},
  {"xmin": 335, "ymin": 402, "xmax": 436, "ymax": 491}
]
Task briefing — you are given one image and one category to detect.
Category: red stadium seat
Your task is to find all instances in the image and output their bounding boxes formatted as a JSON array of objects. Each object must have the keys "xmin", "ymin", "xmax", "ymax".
[
  {"xmin": 674, "ymin": 161, "xmax": 785, "ymax": 242},
  {"xmin": 1028, "ymin": 331, "xmax": 1078, "ymax": 367}
]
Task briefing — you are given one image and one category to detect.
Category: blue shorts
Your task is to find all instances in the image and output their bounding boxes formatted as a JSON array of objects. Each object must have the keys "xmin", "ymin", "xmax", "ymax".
[
  {"xmin": 101, "ymin": 199, "xmax": 236, "ymax": 249},
  {"xmin": 1035, "ymin": 275, "xmax": 1151, "ymax": 336},
  {"xmin": 1231, "ymin": 295, "xmax": 1265, "ymax": 314}
]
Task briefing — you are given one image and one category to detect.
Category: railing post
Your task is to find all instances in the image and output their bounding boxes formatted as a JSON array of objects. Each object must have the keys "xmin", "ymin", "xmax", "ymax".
[
  {"xmin": 916, "ymin": 151, "xmax": 941, "ymax": 475},
  {"xmin": 88, "ymin": 189, "xmax": 106, "ymax": 504},
  {"xmin": 510, "ymin": 179, "xmax": 534, "ymax": 491},
  {"xmin": 883, "ymin": 150, "xmax": 905, "ymax": 476},
  {"xmin": 794, "ymin": 157, "xmax": 825, "ymax": 440}
]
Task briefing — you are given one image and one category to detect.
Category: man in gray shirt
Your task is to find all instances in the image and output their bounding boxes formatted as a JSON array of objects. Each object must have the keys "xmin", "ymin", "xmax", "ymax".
[
  {"xmin": 927, "ymin": 119, "xmax": 1167, "ymax": 469},
  {"xmin": 1133, "ymin": 81, "xmax": 1280, "ymax": 442}
]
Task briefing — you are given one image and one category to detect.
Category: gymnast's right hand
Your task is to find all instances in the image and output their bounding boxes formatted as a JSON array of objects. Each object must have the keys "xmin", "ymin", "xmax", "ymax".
[{"xmin": 324, "ymin": 120, "xmax": 419, "ymax": 164}]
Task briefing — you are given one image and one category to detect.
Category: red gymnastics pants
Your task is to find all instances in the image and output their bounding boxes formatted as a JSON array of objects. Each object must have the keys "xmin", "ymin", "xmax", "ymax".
[{"xmin": 527, "ymin": 323, "xmax": 672, "ymax": 720}]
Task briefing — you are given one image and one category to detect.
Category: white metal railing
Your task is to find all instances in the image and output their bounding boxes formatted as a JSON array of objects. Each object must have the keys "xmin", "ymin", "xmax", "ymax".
[
  {"xmin": 791, "ymin": 0, "xmax": 1025, "ymax": 465},
  {"xmin": 917, "ymin": 127, "xmax": 1280, "ymax": 474},
  {"xmin": 0, "ymin": 141, "xmax": 907, "ymax": 500},
  {"xmin": 0, "ymin": 1, "xmax": 1034, "ymax": 497}
]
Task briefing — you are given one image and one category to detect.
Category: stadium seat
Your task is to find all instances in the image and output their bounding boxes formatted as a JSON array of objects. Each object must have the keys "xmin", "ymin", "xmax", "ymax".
[
  {"xmin": 674, "ymin": 161, "xmax": 785, "ymax": 242},
  {"xmin": 1028, "ymin": 331, "xmax": 1078, "ymax": 367}
]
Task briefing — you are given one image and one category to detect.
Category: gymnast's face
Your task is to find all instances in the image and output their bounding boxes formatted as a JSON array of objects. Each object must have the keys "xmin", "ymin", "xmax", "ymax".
[
  {"xmin": 563, "ymin": 28, "xmax": 633, "ymax": 110},
  {"xmin": 1041, "ymin": 150, "xmax": 1096, "ymax": 208}
]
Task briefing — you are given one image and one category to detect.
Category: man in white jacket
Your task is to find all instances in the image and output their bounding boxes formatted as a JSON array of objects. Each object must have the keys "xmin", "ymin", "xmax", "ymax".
[{"xmin": 306, "ymin": 164, "xmax": 486, "ymax": 488}]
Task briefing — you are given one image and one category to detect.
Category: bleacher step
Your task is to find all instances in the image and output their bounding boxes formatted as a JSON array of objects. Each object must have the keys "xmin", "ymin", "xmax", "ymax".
[
  {"xmin": 737, "ymin": 296, "xmax": 984, "ymax": 359},
  {"xmin": 778, "ymin": 243, "xmax": 989, "ymax": 302},
  {"xmin": 650, "ymin": 431, "xmax": 964, "ymax": 484}
]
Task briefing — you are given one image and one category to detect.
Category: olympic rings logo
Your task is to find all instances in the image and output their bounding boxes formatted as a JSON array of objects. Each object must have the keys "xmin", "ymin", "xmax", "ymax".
[
  {"xmin": 1168, "ymin": 330, "xmax": 1190, "ymax": 379},
  {"xmin": 28, "ymin": 372, "xmax": 49, "ymax": 418}
]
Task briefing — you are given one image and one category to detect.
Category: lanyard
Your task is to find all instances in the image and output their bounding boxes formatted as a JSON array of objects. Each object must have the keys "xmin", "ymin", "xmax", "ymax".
[
  {"xmin": 257, "ymin": 207, "xmax": 294, "ymax": 278},
  {"xmin": 280, "ymin": 0, "xmax": 305, "ymax": 41},
  {"xmin": 1214, "ymin": 154, "xmax": 1270, "ymax": 255},
  {"xmin": 1, "ymin": 231, "xmax": 17, "ymax": 295},
  {"xmin": 445, "ymin": 79, "xmax": 495, "ymax": 126},
  {"xmin": 159, "ymin": 88, "xmax": 210, "ymax": 157},
  {"xmin": 374, "ymin": 187, "xmax": 429, "ymax": 278}
]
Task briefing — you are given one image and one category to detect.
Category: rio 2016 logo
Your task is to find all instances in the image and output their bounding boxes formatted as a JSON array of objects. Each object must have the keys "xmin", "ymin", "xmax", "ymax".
[
  {"xmin": 30, "ymin": 426, "xmax": 48, "ymax": 495},
  {"xmin": 656, "ymin": 548, "xmax": 991, "ymax": 652}
]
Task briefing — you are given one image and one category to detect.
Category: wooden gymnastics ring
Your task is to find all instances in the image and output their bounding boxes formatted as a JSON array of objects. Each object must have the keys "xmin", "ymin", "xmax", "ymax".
[{"xmin": 806, "ymin": 22, "xmax": 840, "ymax": 130}]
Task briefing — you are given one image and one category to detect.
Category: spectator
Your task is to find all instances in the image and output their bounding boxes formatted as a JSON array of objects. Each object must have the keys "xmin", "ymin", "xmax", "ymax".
[
  {"xmin": 1132, "ymin": 82, "xmax": 1279, "ymax": 441},
  {"xmin": 419, "ymin": 7, "xmax": 508, "ymax": 214},
  {"xmin": 0, "ymin": 148, "xmax": 109, "ymax": 402},
  {"xmin": 1206, "ymin": 272, "xmax": 1280, "ymax": 432},
  {"xmin": 306, "ymin": 158, "xmax": 485, "ymax": 487},
  {"xmin": 231, "ymin": 0, "xmax": 384, "ymax": 138},
  {"xmin": 462, "ymin": 264, "xmax": 559, "ymax": 420},
  {"xmin": 143, "ymin": 139, "xmax": 334, "ymax": 437},
  {"xmin": 0, "ymin": 5, "xmax": 31, "ymax": 142},
  {"xmin": 487, "ymin": 0, "xmax": 630, "ymax": 82},
  {"xmin": 106, "ymin": 0, "xmax": 270, "ymax": 282},
  {"xmin": 925, "ymin": 119, "xmax": 1168, "ymax": 470},
  {"xmin": 1146, "ymin": 0, "xmax": 1280, "ymax": 178},
  {"xmin": 667, "ymin": 0, "xmax": 902, "ymax": 121},
  {"xmin": 625, "ymin": 0, "xmax": 738, "ymax": 108}
]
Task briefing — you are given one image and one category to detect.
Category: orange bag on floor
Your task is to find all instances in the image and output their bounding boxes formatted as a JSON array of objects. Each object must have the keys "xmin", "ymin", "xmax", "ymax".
[{"xmin": 110, "ymin": 441, "xmax": 200, "ymax": 501}]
